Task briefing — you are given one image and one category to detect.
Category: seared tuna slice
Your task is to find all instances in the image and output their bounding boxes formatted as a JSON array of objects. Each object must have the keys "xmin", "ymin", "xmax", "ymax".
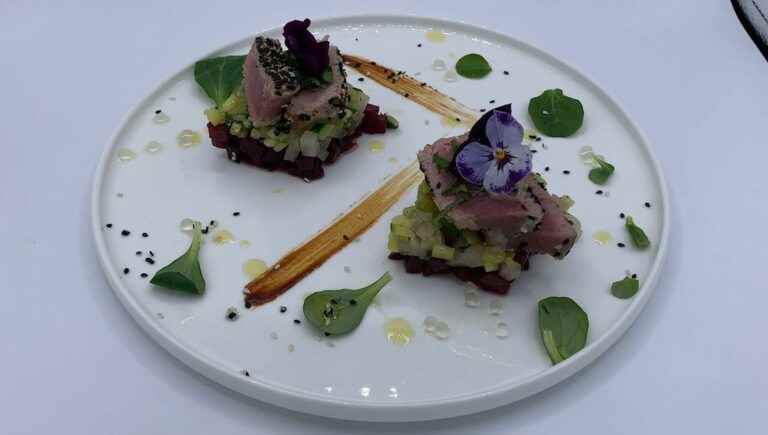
[
  {"xmin": 243, "ymin": 37, "xmax": 300, "ymax": 126},
  {"xmin": 287, "ymin": 45, "xmax": 348, "ymax": 126}
]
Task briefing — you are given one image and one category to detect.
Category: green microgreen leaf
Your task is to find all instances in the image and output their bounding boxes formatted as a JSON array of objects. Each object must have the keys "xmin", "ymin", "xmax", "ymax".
[
  {"xmin": 538, "ymin": 297, "xmax": 589, "ymax": 365},
  {"xmin": 194, "ymin": 56, "xmax": 246, "ymax": 107},
  {"xmin": 150, "ymin": 221, "xmax": 206, "ymax": 294},
  {"xmin": 611, "ymin": 276, "xmax": 640, "ymax": 299},
  {"xmin": 528, "ymin": 88, "xmax": 584, "ymax": 137},
  {"xmin": 303, "ymin": 272, "xmax": 392, "ymax": 336},
  {"xmin": 625, "ymin": 216, "xmax": 650, "ymax": 249},
  {"xmin": 455, "ymin": 53, "xmax": 492, "ymax": 79}
]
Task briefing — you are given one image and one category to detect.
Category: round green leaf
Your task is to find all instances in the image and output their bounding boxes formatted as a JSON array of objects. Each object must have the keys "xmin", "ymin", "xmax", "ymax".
[
  {"xmin": 528, "ymin": 89, "xmax": 584, "ymax": 137},
  {"xmin": 455, "ymin": 53, "xmax": 492, "ymax": 79}
]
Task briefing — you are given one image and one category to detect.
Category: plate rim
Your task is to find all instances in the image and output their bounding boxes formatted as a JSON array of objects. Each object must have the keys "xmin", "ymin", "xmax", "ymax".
[{"xmin": 90, "ymin": 13, "xmax": 670, "ymax": 422}]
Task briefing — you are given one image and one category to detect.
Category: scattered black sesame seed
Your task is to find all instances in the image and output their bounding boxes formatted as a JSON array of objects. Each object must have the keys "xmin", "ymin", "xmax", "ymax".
[
  {"xmin": 489, "ymin": 99, "xmax": 496, "ymax": 104},
  {"xmin": 632, "ymin": 273, "xmax": 638, "ymax": 279},
  {"xmin": 279, "ymin": 306, "xmax": 287, "ymax": 313},
  {"xmin": 404, "ymin": 92, "xmax": 410, "ymax": 98},
  {"xmin": 544, "ymin": 166, "xmax": 550, "ymax": 172},
  {"xmin": 417, "ymin": 43, "xmax": 422, "ymax": 47},
  {"xmin": 503, "ymin": 70, "xmax": 509, "ymax": 75},
  {"xmin": 201, "ymin": 226, "xmax": 209, "ymax": 234},
  {"xmin": 244, "ymin": 301, "xmax": 252, "ymax": 309},
  {"xmin": 293, "ymin": 319, "xmax": 301, "ymax": 324},
  {"xmin": 141, "ymin": 232, "xmax": 148, "ymax": 238},
  {"xmin": 105, "ymin": 223, "xmax": 113, "ymax": 229},
  {"xmin": 243, "ymin": 370, "xmax": 250, "ymax": 377},
  {"xmin": 121, "ymin": 230, "xmax": 130, "ymax": 236},
  {"xmin": 123, "ymin": 267, "xmax": 130, "ymax": 275},
  {"xmin": 617, "ymin": 242, "xmax": 626, "ymax": 248},
  {"xmin": 155, "ymin": 109, "xmax": 161, "ymax": 114},
  {"xmin": 227, "ymin": 310, "xmax": 238, "ymax": 320},
  {"xmin": 233, "ymin": 211, "xmax": 240, "ymax": 216},
  {"xmin": 563, "ymin": 170, "xmax": 571, "ymax": 175},
  {"xmin": 209, "ymin": 220, "xmax": 216, "ymax": 226},
  {"xmin": 135, "ymin": 251, "xmax": 142, "ymax": 256},
  {"xmin": 349, "ymin": 299, "xmax": 357, "ymax": 305},
  {"xmin": 596, "ymin": 190, "xmax": 603, "ymax": 195},
  {"xmin": 480, "ymin": 108, "xmax": 486, "ymax": 112},
  {"xmin": 149, "ymin": 250, "xmax": 155, "ymax": 257},
  {"xmin": 644, "ymin": 202, "xmax": 651, "ymax": 208},
  {"xmin": 145, "ymin": 258, "xmax": 155, "ymax": 265},
  {"xmin": 536, "ymin": 137, "xmax": 542, "ymax": 142},
  {"xmin": 357, "ymin": 77, "xmax": 364, "ymax": 82},
  {"xmin": 140, "ymin": 273, "xmax": 148, "ymax": 278},
  {"xmin": 620, "ymin": 213, "xmax": 626, "ymax": 219},
  {"xmin": 531, "ymin": 149, "xmax": 538, "ymax": 154},
  {"xmin": 455, "ymin": 117, "xmax": 460, "ymax": 122},
  {"xmin": 354, "ymin": 37, "xmax": 359, "ymax": 41},
  {"xmin": 324, "ymin": 332, "xmax": 331, "ymax": 337}
]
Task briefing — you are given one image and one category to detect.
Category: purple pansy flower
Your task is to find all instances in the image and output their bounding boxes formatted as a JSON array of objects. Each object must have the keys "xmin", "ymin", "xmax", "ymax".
[
  {"xmin": 455, "ymin": 109, "xmax": 532, "ymax": 194},
  {"xmin": 283, "ymin": 18, "xmax": 330, "ymax": 76}
]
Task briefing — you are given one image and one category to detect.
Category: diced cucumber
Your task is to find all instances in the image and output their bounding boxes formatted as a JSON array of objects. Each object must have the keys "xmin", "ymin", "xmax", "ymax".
[
  {"xmin": 318, "ymin": 123, "xmax": 336, "ymax": 140},
  {"xmin": 432, "ymin": 244, "xmax": 455, "ymax": 260},
  {"xmin": 558, "ymin": 195, "xmax": 575, "ymax": 212},
  {"xmin": 452, "ymin": 245, "xmax": 483, "ymax": 268},
  {"xmin": 283, "ymin": 142, "xmax": 301, "ymax": 161},
  {"xmin": 482, "ymin": 246, "xmax": 506, "ymax": 272},
  {"xmin": 391, "ymin": 215, "xmax": 412, "ymax": 228},
  {"xmin": 391, "ymin": 223, "xmax": 414, "ymax": 239},
  {"xmin": 229, "ymin": 122, "xmax": 247, "ymax": 138},
  {"xmin": 205, "ymin": 107, "xmax": 225, "ymax": 126},
  {"xmin": 388, "ymin": 233, "xmax": 400, "ymax": 252},
  {"xmin": 299, "ymin": 131, "xmax": 320, "ymax": 157},
  {"xmin": 416, "ymin": 181, "xmax": 439, "ymax": 214},
  {"xmin": 222, "ymin": 93, "xmax": 246, "ymax": 115},
  {"xmin": 499, "ymin": 257, "xmax": 522, "ymax": 281}
]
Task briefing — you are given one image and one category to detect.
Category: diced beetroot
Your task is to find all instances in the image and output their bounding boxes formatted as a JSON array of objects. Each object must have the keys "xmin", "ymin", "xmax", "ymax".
[
  {"xmin": 295, "ymin": 156, "xmax": 324, "ymax": 180},
  {"xmin": 361, "ymin": 110, "xmax": 387, "ymax": 134},
  {"xmin": 208, "ymin": 123, "xmax": 230, "ymax": 149},
  {"xmin": 388, "ymin": 252, "xmax": 405, "ymax": 260},
  {"xmin": 404, "ymin": 256, "xmax": 424, "ymax": 274},
  {"xmin": 260, "ymin": 147, "xmax": 284, "ymax": 170},
  {"xmin": 364, "ymin": 104, "xmax": 380, "ymax": 115},
  {"xmin": 475, "ymin": 273, "xmax": 511, "ymax": 294},
  {"xmin": 422, "ymin": 258, "xmax": 451, "ymax": 276}
]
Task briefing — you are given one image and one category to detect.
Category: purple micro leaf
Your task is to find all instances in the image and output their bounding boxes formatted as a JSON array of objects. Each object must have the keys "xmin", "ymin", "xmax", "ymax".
[{"xmin": 283, "ymin": 18, "xmax": 330, "ymax": 76}]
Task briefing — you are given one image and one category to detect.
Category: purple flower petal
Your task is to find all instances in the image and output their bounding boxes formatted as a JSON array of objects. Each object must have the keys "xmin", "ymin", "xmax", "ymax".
[
  {"xmin": 485, "ymin": 110, "xmax": 524, "ymax": 151},
  {"xmin": 283, "ymin": 19, "xmax": 330, "ymax": 76},
  {"xmin": 483, "ymin": 144, "xmax": 532, "ymax": 193},
  {"xmin": 455, "ymin": 141, "xmax": 494, "ymax": 185}
]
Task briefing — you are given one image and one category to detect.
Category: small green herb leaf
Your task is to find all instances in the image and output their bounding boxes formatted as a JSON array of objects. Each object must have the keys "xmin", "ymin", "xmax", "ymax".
[
  {"xmin": 321, "ymin": 66, "xmax": 333, "ymax": 83},
  {"xmin": 588, "ymin": 156, "xmax": 615, "ymax": 185},
  {"xmin": 432, "ymin": 154, "xmax": 451, "ymax": 171},
  {"xmin": 150, "ymin": 221, "xmax": 206, "ymax": 294},
  {"xmin": 385, "ymin": 114, "xmax": 400, "ymax": 129},
  {"xmin": 538, "ymin": 297, "xmax": 589, "ymax": 365},
  {"xmin": 455, "ymin": 53, "xmax": 492, "ymax": 79},
  {"xmin": 528, "ymin": 89, "xmax": 584, "ymax": 137},
  {"xmin": 625, "ymin": 216, "xmax": 650, "ymax": 249},
  {"xmin": 194, "ymin": 56, "xmax": 246, "ymax": 107},
  {"xmin": 303, "ymin": 272, "xmax": 392, "ymax": 336},
  {"xmin": 611, "ymin": 276, "xmax": 640, "ymax": 299}
]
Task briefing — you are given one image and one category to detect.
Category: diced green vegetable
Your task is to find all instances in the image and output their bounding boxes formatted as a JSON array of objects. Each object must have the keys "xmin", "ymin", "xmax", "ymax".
[
  {"xmin": 431, "ymin": 244, "xmax": 455, "ymax": 260},
  {"xmin": 416, "ymin": 181, "xmax": 440, "ymax": 215},
  {"xmin": 205, "ymin": 108, "xmax": 225, "ymax": 126},
  {"xmin": 221, "ymin": 92, "xmax": 246, "ymax": 115},
  {"xmin": 482, "ymin": 246, "xmax": 506, "ymax": 272}
]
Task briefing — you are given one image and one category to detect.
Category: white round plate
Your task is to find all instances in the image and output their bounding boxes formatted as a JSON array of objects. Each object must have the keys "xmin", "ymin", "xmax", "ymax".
[{"xmin": 92, "ymin": 15, "xmax": 668, "ymax": 422}]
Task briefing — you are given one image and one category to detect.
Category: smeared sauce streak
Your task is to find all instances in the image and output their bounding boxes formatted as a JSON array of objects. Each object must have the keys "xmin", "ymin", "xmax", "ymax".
[
  {"xmin": 244, "ymin": 162, "xmax": 423, "ymax": 307},
  {"xmin": 342, "ymin": 54, "xmax": 477, "ymax": 125}
]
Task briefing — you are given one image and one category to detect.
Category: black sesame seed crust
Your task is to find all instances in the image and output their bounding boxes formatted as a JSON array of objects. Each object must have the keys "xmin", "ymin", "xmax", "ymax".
[{"xmin": 254, "ymin": 37, "xmax": 300, "ymax": 93}]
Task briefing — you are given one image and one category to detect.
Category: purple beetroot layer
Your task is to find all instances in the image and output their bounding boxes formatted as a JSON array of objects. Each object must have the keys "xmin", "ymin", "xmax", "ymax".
[
  {"xmin": 206, "ymin": 103, "xmax": 389, "ymax": 181},
  {"xmin": 388, "ymin": 251, "xmax": 531, "ymax": 295}
]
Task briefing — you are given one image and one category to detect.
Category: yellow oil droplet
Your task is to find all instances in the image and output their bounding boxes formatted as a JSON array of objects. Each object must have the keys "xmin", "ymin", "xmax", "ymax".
[
  {"xmin": 116, "ymin": 148, "xmax": 137, "ymax": 162},
  {"xmin": 177, "ymin": 129, "xmax": 201, "ymax": 148},
  {"xmin": 144, "ymin": 140, "xmax": 163, "ymax": 154},
  {"xmin": 212, "ymin": 229, "xmax": 235, "ymax": 245},
  {"xmin": 384, "ymin": 317, "xmax": 414, "ymax": 346},
  {"xmin": 426, "ymin": 30, "xmax": 446, "ymax": 43},
  {"xmin": 153, "ymin": 112, "xmax": 171, "ymax": 124},
  {"xmin": 592, "ymin": 230, "xmax": 613, "ymax": 245},
  {"xmin": 239, "ymin": 240, "xmax": 251, "ymax": 248},
  {"xmin": 387, "ymin": 157, "xmax": 398, "ymax": 164},
  {"xmin": 272, "ymin": 187, "xmax": 285, "ymax": 193},
  {"xmin": 441, "ymin": 116, "xmax": 461, "ymax": 128},
  {"xmin": 243, "ymin": 259, "xmax": 268, "ymax": 280},
  {"xmin": 368, "ymin": 140, "xmax": 385, "ymax": 153}
]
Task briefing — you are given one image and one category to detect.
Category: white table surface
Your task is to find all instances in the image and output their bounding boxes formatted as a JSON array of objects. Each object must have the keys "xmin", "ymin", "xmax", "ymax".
[{"xmin": 2, "ymin": 1, "xmax": 766, "ymax": 433}]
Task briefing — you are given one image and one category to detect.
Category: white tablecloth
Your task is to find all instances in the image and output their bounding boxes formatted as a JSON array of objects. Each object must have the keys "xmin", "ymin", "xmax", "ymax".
[{"xmin": 2, "ymin": 1, "xmax": 766, "ymax": 433}]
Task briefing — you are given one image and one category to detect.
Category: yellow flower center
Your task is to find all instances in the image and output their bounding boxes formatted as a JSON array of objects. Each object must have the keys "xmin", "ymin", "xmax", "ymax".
[{"xmin": 494, "ymin": 148, "xmax": 507, "ymax": 161}]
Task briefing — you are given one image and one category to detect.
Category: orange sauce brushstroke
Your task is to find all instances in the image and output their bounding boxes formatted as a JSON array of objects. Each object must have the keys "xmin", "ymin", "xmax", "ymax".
[
  {"xmin": 342, "ymin": 54, "xmax": 478, "ymax": 125},
  {"xmin": 245, "ymin": 162, "xmax": 423, "ymax": 307}
]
